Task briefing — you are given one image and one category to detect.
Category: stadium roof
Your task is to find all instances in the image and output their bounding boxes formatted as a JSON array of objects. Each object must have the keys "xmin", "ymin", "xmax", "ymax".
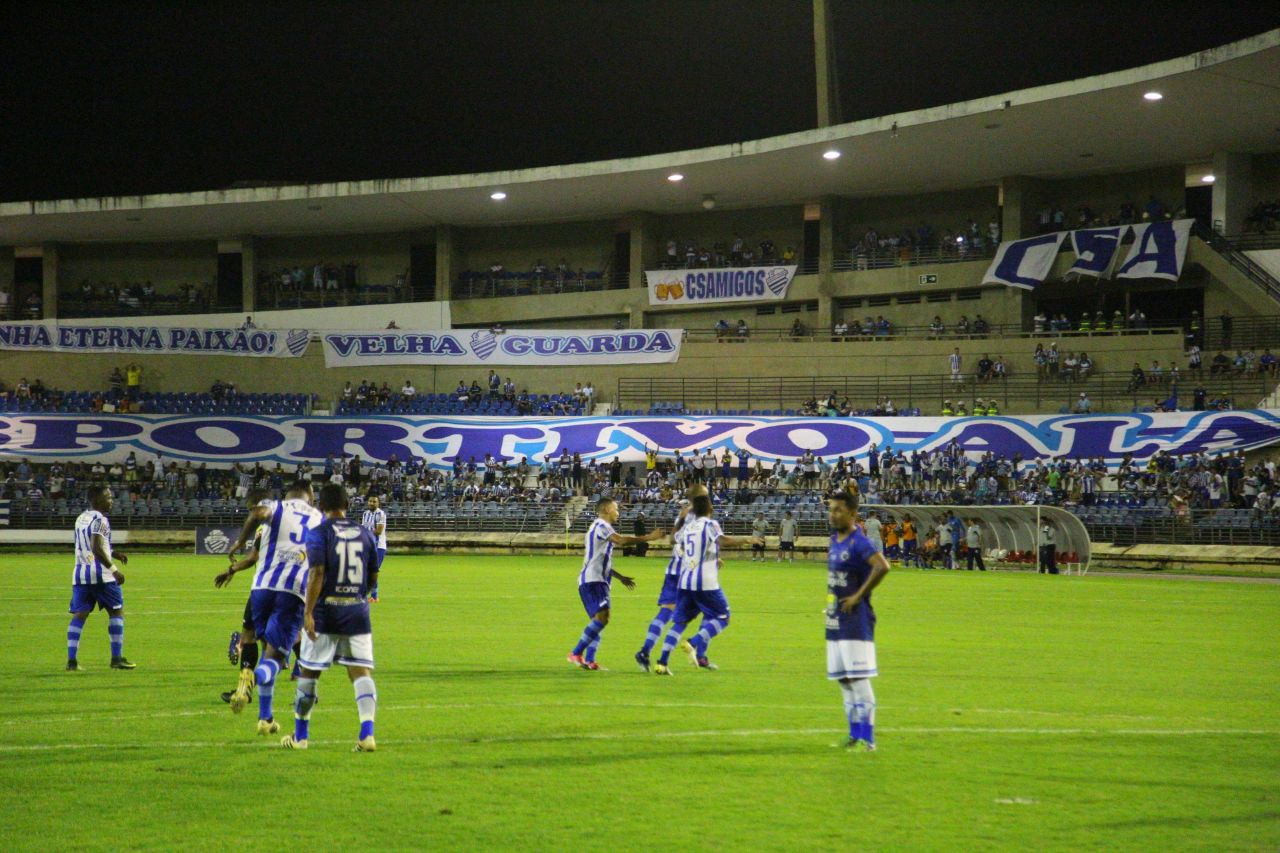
[{"xmin": 3, "ymin": 28, "xmax": 1278, "ymax": 244}]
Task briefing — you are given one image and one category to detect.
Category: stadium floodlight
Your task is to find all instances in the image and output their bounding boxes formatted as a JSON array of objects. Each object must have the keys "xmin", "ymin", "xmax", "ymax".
[
  {"xmin": 490, "ymin": 191, "xmax": 507, "ymax": 200},
  {"xmin": 1143, "ymin": 91, "xmax": 1163, "ymax": 101},
  {"xmin": 823, "ymin": 149, "xmax": 841, "ymax": 160},
  {"xmin": 667, "ymin": 173, "xmax": 684, "ymax": 182}
]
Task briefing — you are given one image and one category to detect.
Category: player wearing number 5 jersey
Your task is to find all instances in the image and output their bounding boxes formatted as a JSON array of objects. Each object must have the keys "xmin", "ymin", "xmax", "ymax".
[
  {"xmin": 225, "ymin": 481, "xmax": 321, "ymax": 735},
  {"xmin": 281, "ymin": 483, "xmax": 379, "ymax": 751}
]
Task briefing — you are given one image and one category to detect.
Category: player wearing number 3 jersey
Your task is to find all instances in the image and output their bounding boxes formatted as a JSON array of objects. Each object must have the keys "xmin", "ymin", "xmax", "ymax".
[{"xmin": 281, "ymin": 483, "xmax": 380, "ymax": 752}]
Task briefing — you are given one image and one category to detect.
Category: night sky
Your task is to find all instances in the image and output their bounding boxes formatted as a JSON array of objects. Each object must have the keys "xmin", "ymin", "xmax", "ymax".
[{"xmin": 4, "ymin": 0, "xmax": 1277, "ymax": 202}]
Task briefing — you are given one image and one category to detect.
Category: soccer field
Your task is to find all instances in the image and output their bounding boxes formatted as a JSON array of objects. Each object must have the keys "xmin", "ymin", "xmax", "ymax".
[{"xmin": 2, "ymin": 553, "xmax": 1277, "ymax": 853}]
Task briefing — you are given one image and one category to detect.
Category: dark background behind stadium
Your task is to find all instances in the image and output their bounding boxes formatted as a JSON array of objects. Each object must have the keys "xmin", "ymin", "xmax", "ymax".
[{"xmin": 3, "ymin": 0, "xmax": 1278, "ymax": 201}]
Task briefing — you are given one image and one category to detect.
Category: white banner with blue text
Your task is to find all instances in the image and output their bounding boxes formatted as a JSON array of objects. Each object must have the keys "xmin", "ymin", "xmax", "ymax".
[
  {"xmin": 984, "ymin": 219, "xmax": 1193, "ymax": 288},
  {"xmin": 321, "ymin": 328, "xmax": 682, "ymax": 367},
  {"xmin": 645, "ymin": 266, "xmax": 797, "ymax": 305},
  {"xmin": 0, "ymin": 323, "xmax": 311, "ymax": 358}
]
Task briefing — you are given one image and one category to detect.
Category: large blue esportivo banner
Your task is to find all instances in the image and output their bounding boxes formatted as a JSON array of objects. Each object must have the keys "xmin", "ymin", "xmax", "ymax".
[
  {"xmin": 0, "ymin": 411, "xmax": 1277, "ymax": 470},
  {"xmin": 0, "ymin": 323, "xmax": 310, "ymax": 357}
]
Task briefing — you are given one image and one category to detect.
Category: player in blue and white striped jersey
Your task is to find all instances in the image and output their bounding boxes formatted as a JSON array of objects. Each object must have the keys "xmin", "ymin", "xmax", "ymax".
[
  {"xmin": 634, "ymin": 490, "xmax": 699, "ymax": 672},
  {"xmin": 66, "ymin": 485, "xmax": 134, "ymax": 671},
  {"xmin": 360, "ymin": 495, "xmax": 387, "ymax": 602},
  {"xmin": 653, "ymin": 492, "xmax": 762, "ymax": 675},
  {"xmin": 224, "ymin": 481, "xmax": 322, "ymax": 735},
  {"xmin": 567, "ymin": 497, "xmax": 664, "ymax": 671}
]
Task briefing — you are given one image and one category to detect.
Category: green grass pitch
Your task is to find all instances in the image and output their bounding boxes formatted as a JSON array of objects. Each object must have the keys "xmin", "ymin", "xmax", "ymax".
[{"xmin": 2, "ymin": 553, "xmax": 1277, "ymax": 852}]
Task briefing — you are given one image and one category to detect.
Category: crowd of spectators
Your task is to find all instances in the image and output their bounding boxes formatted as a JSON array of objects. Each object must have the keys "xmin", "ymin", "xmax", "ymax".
[
  {"xmin": 662, "ymin": 236, "xmax": 799, "ymax": 270},
  {"xmin": 846, "ymin": 218, "xmax": 1001, "ymax": 267},
  {"xmin": 1033, "ymin": 196, "xmax": 1177, "ymax": 235},
  {"xmin": 67, "ymin": 279, "xmax": 210, "ymax": 315},
  {"xmin": 340, "ymin": 371, "xmax": 596, "ymax": 416}
]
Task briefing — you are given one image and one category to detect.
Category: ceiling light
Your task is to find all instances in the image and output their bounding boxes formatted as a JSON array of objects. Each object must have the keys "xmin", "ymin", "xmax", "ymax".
[
  {"xmin": 667, "ymin": 173, "xmax": 684, "ymax": 182},
  {"xmin": 1143, "ymin": 91, "xmax": 1163, "ymax": 101},
  {"xmin": 701, "ymin": 194, "xmax": 717, "ymax": 210},
  {"xmin": 1201, "ymin": 174, "xmax": 1216, "ymax": 183},
  {"xmin": 490, "ymin": 191, "xmax": 507, "ymax": 200},
  {"xmin": 822, "ymin": 150, "xmax": 841, "ymax": 160}
]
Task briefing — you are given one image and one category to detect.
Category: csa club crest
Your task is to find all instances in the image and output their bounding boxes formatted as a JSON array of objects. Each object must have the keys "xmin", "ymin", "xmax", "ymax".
[
  {"xmin": 285, "ymin": 329, "xmax": 311, "ymax": 356},
  {"xmin": 765, "ymin": 267, "xmax": 790, "ymax": 296},
  {"xmin": 204, "ymin": 529, "xmax": 231, "ymax": 554},
  {"xmin": 470, "ymin": 331, "xmax": 499, "ymax": 360}
]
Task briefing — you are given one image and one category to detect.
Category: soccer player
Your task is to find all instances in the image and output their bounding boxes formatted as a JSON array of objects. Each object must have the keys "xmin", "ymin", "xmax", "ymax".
[
  {"xmin": 826, "ymin": 485, "xmax": 891, "ymax": 751},
  {"xmin": 225, "ymin": 481, "xmax": 322, "ymax": 734},
  {"xmin": 568, "ymin": 497, "xmax": 663, "ymax": 671},
  {"xmin": 361, "ymin": 495, "xmax": 388, "ymax": 602},
  {"xmin": 67, "ymin": 485, "xmax": 135, "ymax": 670},
  {"xmin": 634, "ymin": 486, "xmax": 707, "ymax": 672},
  {"xmin": 776, "ymin": 510, "xmax": 796, "ymax": 562},
  {"xmin": 216, "ymin": 488, "xmax": 270, "ymax": 705},
  {"xmin": 900, "ymin": 515, "xmax": 918, "ymax": 567},
  {"xmin": 653, "ymin": 493, "xmax": 762, "ymax": 674},
  {"xmin": 281, "ymin": 484, "xmax": 380, "ymax": 751}
]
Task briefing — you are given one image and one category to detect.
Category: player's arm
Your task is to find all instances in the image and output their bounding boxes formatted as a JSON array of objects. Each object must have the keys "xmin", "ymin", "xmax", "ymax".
[
  {"xmin": 214, "ymin": 543, "xmax": 259, "ymax": 588},
  {"xmin": 227, "ymin": 505, "xmax": 271, "ymax": 563},
  {"xmin": 607, "ymin": 529, "xmax": 664, "ymax": 546},
  {"xmin": 719, "ymin": 534, "xmax": 765, "ymax": 548},
  {"xmin": 91, "ymin": 532, "xmax": 124, "ymax": 583},
  {"xmin": 608, "ymin": 568, "xmax": 637, "ymax": 591},
  {"xmin": 839, "ymin": 552, "xmax": 891, "ymax": 613},
  {"xmin": 301, "ymin": 529, "xmax": 327, "ymax": 641}
]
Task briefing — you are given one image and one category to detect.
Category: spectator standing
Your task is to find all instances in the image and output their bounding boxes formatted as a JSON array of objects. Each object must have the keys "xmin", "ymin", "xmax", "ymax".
[
  {"xmin": 125, "ymin": 363, "xmax": 142, "ymax": 395},
  {"xmin": 965, "ymin": 520, "xmax": 986, "ymax": 571}
]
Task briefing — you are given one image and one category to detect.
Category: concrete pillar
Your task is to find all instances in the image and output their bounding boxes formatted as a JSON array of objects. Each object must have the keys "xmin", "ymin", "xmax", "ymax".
[
  {"xmin": 41, "ymin": 243, "xmax": 58, "ymax": 320},
  {"xmin": 622, "ymin": 212, "xmax": 659, "ymax": 293},
  {"xmin": 999, "ymin": 176, "xmax": 1041, "ymax": 241},
  {"xmin": 0, "ymin": 246, "xmax": 13, "ymax": 320},
  {"xmin": 812, "ymin": 0, "xmax": 841, "ymax": 128},
  {"xmin": 239, "ymin": 237, "xmax": 256, "ymax": 313},
  {"xmin": 1211, "ymin": 151, "xmax": 1252, "ymax": 235},
  {"xmin": 435, "ymin": 225, "xmax": 463, "ymax": 301}
]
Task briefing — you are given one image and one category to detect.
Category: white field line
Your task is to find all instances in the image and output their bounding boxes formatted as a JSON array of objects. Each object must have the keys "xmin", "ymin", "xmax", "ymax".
[{"xmin": 1, "ymin": 725, "xmax": 1276, "ymax": 753}]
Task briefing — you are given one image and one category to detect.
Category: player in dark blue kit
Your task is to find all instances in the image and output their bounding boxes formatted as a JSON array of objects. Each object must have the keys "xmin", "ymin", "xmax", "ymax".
[
  {"xmin": 281, "ymin": 483, "xmax": 380, "ymax": 751},
  {"xmin": 826, "ymin": 484, "xmax": 891, "ymax": 751}
]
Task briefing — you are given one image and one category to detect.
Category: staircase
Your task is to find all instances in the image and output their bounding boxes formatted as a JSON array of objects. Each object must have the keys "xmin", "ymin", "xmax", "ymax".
[
  {"xmin": 547, "ymin": 495, "xmax": 588, "ymax": 534},
  {"xmin": 1193, "ymin": 223, "xmax": 1280, "ymax": 306}
]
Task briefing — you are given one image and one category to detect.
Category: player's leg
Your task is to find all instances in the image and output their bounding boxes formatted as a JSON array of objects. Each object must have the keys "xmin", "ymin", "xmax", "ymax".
[
  {"xmin": 656, "ymin": 593, "xmax": 696, "ymax": 674},
  {"xmin": 569, "ymin": 585, "xmax": 608, "ymax": 668},
  {"xmin": 66, "ymin": 595, "xmax": 90, "ymax": 671},
  {"xmin": 582, "ymin": 608, "xmax": 609, "ymax": 669},
  {"xmin": 369, "ymin": 548, "xmax": 386, "ymax": 602},
  {"xmin": 637, "ymin": 572, "xmax": 679, "ymax": 670},
  {"xmin": 688, "ymin": 592, "xmax": 730, "ymax": 668},
  {"xmin": 839, "ymin": 678, "xmax": 877, "ymax": 749},
  {"xmin": 282, "ymin": 665, "xmax": 322, "ymax": 749},
  {"xmin": 252, "ymin": 591, "xmax": 302, "ymax": 733},
  {"xmin": 226, "ymin": 599, "xmax": 259, "ymax": 706},
  {"xmin": 342, "ymin": 640, "xmax": 377, "ymax": 752},
  {"xmin": 102, "ymin": 580, "xmax": 134, "ymax": 668}
]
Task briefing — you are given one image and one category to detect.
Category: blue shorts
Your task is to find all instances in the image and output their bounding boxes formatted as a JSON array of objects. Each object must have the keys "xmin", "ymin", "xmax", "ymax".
[
  {"xmin": 375, "ymin": 548, "xmax": 386, "ymax": 569},
  {"xmin": 249, "ymin": 589, "xmax": 305, "ymax": 652},
  {"xmin": 903, "ymin": 540, "xmax": 917, "ymax": 555},
  {"xmin": 657, "ymin": 573, "xmax": 680, "ymax": 606},
  {"xmin": 673, "ymin": 588, "xmax": 731, "ymax": 625},
  {"xmin": 578, "ymin": 581, "xmax": 611, "ymax": 616},
  {"xmin": 69, "ymin": 582, "xmax": 123, "ymax": 614}
]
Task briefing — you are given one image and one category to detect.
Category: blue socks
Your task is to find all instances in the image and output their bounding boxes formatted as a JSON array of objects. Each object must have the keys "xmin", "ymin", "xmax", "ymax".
[
  {"xmin": 842, "ymin": 679, "xmax": 876, "ymax": 744},
  {"xmin": 657, "ymin": 622, "xmax": 687, "ymax": 665},
  {"xmin": 691, "ymin": 617, "xmax": 726, "ymax": 657},
  {"xmin": 108, "ymin": 616, "xmax": 124, "ymax": 659},
  {"xmin": 255, "ymin": 658, "xmax": 281, "ymax": 720},
  {"xmin": 640, "ymin": 608, "xmax": 674, "ymax": 654},
  {"xmin": 293, "ymin": 677, "xmax": 317, "ymax": 742},
  {"xmin": 572, "ymin": 619, "xmax": 605, "ymax": 656},
  {"xmin": 67, "ymin": 616, "xmax": 86, "ymax": 661}
]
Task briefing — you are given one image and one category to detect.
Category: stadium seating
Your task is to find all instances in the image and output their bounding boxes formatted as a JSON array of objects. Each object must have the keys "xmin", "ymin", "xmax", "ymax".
[
  {"xmin": 0, "ymin": 391, "xmax": 313, "ymax": 416},
  {"xmin": 336, "ymin": 393, "xmax": 584, "ymax": 417}
]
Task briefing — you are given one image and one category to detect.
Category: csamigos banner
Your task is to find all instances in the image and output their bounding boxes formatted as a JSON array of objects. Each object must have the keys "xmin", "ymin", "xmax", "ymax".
[
  {"xmin": 321, "ymin": 328, "xmax": 682, "ymax": 367},
  {"xmin": 0, "ymin": 323, "xmax": 311, "ymax": 358},
  {"xmin": 983, "ymin": 218, "xmax": 1194, "ymax": 288},
  {"xmin": 1, "ymin": 410, "xmax": 1277, "ymax": 470},
  {"xmin": 645, "ymin": 265, "xmax": 797, "ymax": 306}
]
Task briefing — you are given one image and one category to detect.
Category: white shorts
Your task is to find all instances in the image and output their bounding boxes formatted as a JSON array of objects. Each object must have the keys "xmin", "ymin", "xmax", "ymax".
[
  {"xmin": 827, "ymin": 639, "xmax": 877, "ymax": 680},
  {"xmin": 234, "ymin": 486, "xmax": 248, "ymax": 499},
  {"xmin": 299, "ymin": 632, "xmax": 374, "ymax": 670}
]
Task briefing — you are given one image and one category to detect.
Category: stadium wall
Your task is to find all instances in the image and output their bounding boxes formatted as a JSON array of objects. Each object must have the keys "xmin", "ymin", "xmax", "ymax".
[{"xmin": 0, "ymin": 331, "xmax": 1187, "ymax": 407}]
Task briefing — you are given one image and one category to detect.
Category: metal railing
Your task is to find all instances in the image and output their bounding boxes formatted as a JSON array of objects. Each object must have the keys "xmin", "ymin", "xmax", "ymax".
[
  {"xmin": 1194, "ymin": 223, "xmax": 1280, "ymax": 304},
  {"xmin": 255, "ymin": 281, "xmax": 415, "ymax": 310},
  {"xmin": 681, "ymin": 325, "xmax": 1186, "ymax": 344},
  {"xmin": 451, "ymin": 271, "xmax": 626, "ymax": 300},
  {"xmin": 616, "ymin": 370, "xmax": 1274, "ymax": 414},
  {"xmin": 834, "ymin": 243, "xmax": 997, "ymax": 271}
]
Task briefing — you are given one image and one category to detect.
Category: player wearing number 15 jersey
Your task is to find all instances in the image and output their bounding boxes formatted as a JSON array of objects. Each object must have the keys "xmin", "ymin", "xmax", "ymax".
[
  {"xmin": 225, "ymin": 481, "xmax": 321, "ymax": 736},
  {"xmin": 281, "ymin": 483, "xmax": 380, "ymax": 751}
]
